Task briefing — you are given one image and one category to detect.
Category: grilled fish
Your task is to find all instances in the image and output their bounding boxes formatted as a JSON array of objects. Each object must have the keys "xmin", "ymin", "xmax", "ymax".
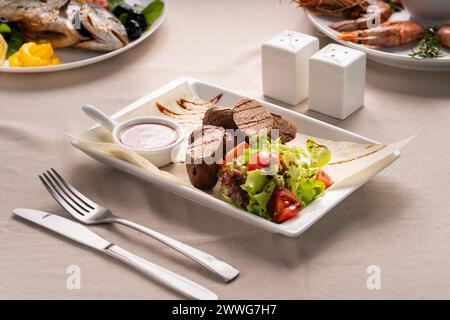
[{"xmin": 0, "ymin": 0, "xmax": 128, "ymax": 51}]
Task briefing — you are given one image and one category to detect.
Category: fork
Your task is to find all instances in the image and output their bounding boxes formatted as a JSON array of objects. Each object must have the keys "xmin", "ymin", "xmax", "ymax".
[{"xmin": 39, "ymin": 168, "xmax": 239, "ymax": 282}]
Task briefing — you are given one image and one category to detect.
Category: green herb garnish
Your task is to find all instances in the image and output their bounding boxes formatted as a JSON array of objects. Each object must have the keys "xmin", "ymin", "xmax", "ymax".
[
  {"xmin": 0, "ymin": 22, "xmax": 21, "ymax": 58},
  {"xmin": 141, "ymin": 0, "xmax": 164, "ymax": 31},
  {"xmin": 410, "ymin": 27, "xmax": 444, "ymax": 59},
  {"xmin": 0, "ymin": 23, "xmax": 11, "ymax": 34},
  {"xmin": 107, "ymin": 0, "xmax": 125, "ymax": 12}
]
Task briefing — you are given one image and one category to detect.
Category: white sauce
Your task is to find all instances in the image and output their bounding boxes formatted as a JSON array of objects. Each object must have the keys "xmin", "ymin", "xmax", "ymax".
[{"xmin": 120, "ymin": 123, "xmax": 178, "ymax": 151}]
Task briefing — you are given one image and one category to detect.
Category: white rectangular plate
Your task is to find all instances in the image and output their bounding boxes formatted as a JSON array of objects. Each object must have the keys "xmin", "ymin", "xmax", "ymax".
[{"xmin": 72, "ymin": 77, "xmax": 400, "ymax": 237}]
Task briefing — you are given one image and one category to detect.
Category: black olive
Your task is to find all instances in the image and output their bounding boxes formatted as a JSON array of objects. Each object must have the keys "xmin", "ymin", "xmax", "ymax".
[
  {"xmin": 125, "ymin": 19, "xmax": 142, "ymax": 40},
  {"xmin": 128, "ymin": 12, "xmax": 147, "ymax": 30},
  {"xmin": 113, "ymin": 4, "xmax": 133, "ymax": 18},
  {"xmin": 0, "ymin": 16, "xmax": 7, "ymax": 24}
]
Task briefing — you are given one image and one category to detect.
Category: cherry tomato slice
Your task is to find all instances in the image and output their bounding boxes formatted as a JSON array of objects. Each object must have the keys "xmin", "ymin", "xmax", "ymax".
[
  {"xmin": 316, "ymin": 170, "xmax": 333, "ymax": 189},
  {"xmin": 268, "ymin": 188, "xmax": 301, "ymax": 223},
  {"xmin": 223, "ymin": 142, "xmax": 249, "ymax": 165},
  {"xmin": 247, "ymin": 151, "xmax": 280, "ymax": 171}
]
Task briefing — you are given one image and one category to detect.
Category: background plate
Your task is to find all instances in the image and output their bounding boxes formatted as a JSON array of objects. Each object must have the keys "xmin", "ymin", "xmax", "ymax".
[
  {"xmin": 306, "ymin": 9, "xmax": 450, "ymax": 72},
  {"xmin": 0, "ymin": 0, "xmax": 167, "ymax": 73}
]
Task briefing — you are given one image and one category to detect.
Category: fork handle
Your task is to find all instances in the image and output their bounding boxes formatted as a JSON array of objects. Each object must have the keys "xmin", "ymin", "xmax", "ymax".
[
  {"xmin": 113, "ymin": 218, "xmax": 239, "ymax": 282},
  {"xmin": 104, "ymin": 245, "xmax": 217, "ymax": 300}
]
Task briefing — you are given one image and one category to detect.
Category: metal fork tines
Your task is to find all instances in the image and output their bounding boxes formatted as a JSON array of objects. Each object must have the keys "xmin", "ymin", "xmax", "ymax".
[{"xmin": 39, "ymin": 168, "xmax": 239, "ymax": 282}]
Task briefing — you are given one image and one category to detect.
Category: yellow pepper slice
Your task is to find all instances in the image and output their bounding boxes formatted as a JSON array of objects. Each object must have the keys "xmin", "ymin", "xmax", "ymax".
[
  {"xmin": 51, "ymin": 54, "xmax": 60, "ymax": 65},
  {"xmin": 20, "ymin": 42, "xmax": 52, "ymax": 67},
  {"xmin": 0, "ymin": 34, "xmax": 7, "ymax": 66},
  {"xmin": 8, "ymin": 52, "xmax": 22, "ymax": 68},
  {"xmin": 8, "ymin": 42, "xmax": 60, "ymax": 67},
  {"xmin": 33, "ymin": 42, "xmax": 54, "ymax": 60}
]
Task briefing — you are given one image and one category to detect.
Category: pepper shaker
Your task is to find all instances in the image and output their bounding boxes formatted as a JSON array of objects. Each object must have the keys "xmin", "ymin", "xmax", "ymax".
[
  {"xmin": 262, "ymin": 31, "xmax": 319, "ymax": 106},
  {"xmin": 309, "ymin": 44, "xmax": 366, "ymax": 120}
]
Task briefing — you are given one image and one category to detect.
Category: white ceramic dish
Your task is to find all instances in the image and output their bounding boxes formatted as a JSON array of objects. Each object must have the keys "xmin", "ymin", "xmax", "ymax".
[
  {"xmin": 72, "ymin": 77, "xmax": 400, "ymax": 237},
  {"xmin": 112, "ymin": 117, "xmax": 184, "ymax": 167},
  {"xmin": 305, "ymin": 9, "xmax": 450, "ymax": 72},
  {"xmin": 83, "ymin": 104, "xmax": 184, "ymax": 167},
  {"xmin": 0, "ymin": 0, "xmax": 167, "ymax": 74}
]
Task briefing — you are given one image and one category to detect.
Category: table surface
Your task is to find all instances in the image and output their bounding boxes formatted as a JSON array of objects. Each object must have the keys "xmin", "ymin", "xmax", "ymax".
[{"xmin": 1, "ymin": 0, "xmax": 450, "ymax": 300}]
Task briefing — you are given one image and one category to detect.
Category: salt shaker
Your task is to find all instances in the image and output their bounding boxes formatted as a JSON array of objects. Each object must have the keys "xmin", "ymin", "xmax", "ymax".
[
  {"xmin": 309, "ymin": 43, "xmax": 366, "ymax": 120},
  {"xmin": 262, "ymin": 31, "xmax": 319, "ymax": 105}
]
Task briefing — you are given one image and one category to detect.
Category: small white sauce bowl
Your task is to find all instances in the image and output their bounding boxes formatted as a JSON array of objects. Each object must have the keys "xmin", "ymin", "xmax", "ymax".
[
  {"xmin": 402, "ymin": 0, "xmax": 450, "ymax": 23},
  {"xmin": 83, "ymin": 105, "xmax": 184, "ymax": 168}
]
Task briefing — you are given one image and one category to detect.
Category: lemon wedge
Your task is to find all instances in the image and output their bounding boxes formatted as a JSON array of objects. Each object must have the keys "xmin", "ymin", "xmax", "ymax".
[{"xmin": 0, "ymin": 34, "xmax": 7, "ymax": 66}]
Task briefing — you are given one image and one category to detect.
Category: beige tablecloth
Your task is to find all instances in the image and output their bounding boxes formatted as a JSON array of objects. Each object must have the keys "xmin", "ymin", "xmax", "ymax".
[{"xmin": 1, "ymin": 0, "xmax": 450, "ymax": 300}]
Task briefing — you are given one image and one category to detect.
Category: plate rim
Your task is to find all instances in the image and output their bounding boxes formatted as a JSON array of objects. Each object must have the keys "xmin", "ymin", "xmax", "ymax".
[
  {"xmin": 72, "ymin": 77, "xmax": 401, "ymax": 237},
  {"xmin": 0, "ymin": 0, "xmax": 168, "ymax": 74}
]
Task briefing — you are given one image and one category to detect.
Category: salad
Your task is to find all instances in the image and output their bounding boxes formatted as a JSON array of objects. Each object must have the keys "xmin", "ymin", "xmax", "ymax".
[{"xmin": 219, "ymin": 134, "xmax": 333, "ymax": 223}]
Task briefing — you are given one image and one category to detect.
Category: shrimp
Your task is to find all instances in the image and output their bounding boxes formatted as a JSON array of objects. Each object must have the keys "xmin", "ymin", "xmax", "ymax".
[
  {"xmin": 294, "ymin": 0, "xmax": 363, "ymax": 16},
  {"xmin": 437, "ymin": 25, "xmax": 450, "ymax": 48},
  {"xmin": 295, "ymin": 0, "xmax": 393, "ymax": 31},
  {"xmin": 329, "ymin": 0, "xmax": 392, "ymax": 31},
  {"xmin": 336, "ymin": 21, "xmax": 424, "ymax": 47}
]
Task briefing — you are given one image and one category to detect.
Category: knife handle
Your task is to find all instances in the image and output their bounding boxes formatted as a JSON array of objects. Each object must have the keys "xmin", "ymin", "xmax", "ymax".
[
  {"xmin": 104, "ymin": 245, "xmax": 217, "ymax": 300},
  {"xmin": 114, "ymin": 217, "xmax": 239, "ymax": 282}
]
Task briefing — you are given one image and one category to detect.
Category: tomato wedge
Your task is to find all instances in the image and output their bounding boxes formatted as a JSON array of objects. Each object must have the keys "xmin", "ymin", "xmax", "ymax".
[
  {"xmin": 268, "ymin": 188, "xmax": 301, "ymax": 223},
  {"xmin": 86, "ymin": 0, "xmax": 109, "ymax": 9},
  {"xmin": 316, "ymin": 170, "xmax": 333, "ymax": 189},
  {"xmin": 223, "ymin": 142, "xmax": 249, "ymax": 165},
  {"xmin": 247, "ymin": 151, "xmax": 281, "ymax": 171}
]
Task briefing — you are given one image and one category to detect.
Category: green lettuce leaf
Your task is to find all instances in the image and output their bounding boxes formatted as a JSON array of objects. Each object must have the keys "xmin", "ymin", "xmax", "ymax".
[
  {"xmin": 241, "ymin": 170, "xmax": 268, "ymax": 195},
  {"xmin": 220, "ymin": 187, "xmax": 242, "ymax": 208},
  {"xmin": 142, "ymin": 0, "xmax": 164, "ymax": 31},
  {"xmin": 281, "ymin": 139, "xmax": 330, "ymax": 207},
  {"xmin": 306, "ymin": 139, "xmax": 331, "ymax": 168},
  {"xmin": 246, "ymin": 180, "xmax": 276, "ymax": 220},
  {"xmin": 241, "ymin": 170, "xmax": 276, "ymax": 220},
  {"xmin": 235, "ymin": 147, "xmax": 250, "ymax": 166},
  {"xmin": 291, "ymin": 177, "xmax": 326, "ymax": 207}
]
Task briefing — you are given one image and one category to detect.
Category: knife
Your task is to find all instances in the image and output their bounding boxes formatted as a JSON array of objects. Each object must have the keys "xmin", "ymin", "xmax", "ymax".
[{"xmin": 13, "ymin": 208, "xmax": 218, "ymax": 300}]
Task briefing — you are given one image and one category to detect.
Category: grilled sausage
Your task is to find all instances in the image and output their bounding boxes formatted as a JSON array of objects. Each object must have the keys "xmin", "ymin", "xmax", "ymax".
[
  {"xmin": 186, "ymin": 125, "xmax": 225, "ymax": 190},
  {"xmin": 232, "ymin": 99, "xmax": 297, "ymax": 143},
  {"xmin": 232, "ymin": 99, "xmax": 274, "ymax": 136},
  {"xmin": 203, "ymin": 105, "xmax": 236, "ymax": 129},
  {"xmin": 271, "ymin": 113, "xmax": 297, "ymax": 143}
]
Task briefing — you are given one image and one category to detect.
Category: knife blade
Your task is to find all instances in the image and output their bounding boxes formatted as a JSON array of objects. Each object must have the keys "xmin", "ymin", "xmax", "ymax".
[{"xmin": 13, "ymin": 208, "xmax": 218, "ymax": 300}]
